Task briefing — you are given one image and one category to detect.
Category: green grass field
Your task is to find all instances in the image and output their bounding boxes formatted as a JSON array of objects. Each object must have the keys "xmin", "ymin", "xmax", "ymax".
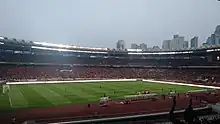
[{"xmin": 0, "ymin": 81, "xmax": 207, "ymax": 111}]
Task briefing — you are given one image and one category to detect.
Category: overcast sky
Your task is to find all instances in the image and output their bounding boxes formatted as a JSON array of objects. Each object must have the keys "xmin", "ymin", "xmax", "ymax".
[{"xmin": 0, "ymin": 0, "xmax": 220, "ymax": 48}]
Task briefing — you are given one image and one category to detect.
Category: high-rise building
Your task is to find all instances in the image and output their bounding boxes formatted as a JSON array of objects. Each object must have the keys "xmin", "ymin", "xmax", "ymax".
[
  {"xmin": 173, "ymin": 35, "xmax": 179, "ymax": 38},
  {"xmin": 170, "ymin": 35, "xmax": 185, "ymax": 50},
  {"xmin": 206, "ymin": 25, "xmax": 220, "ymax": 45},
  {"xmin": 116, "ymin": 40, "xmax": 125, "ymax": 50},
  {"xmin": 162, "ymin": 40, "xmax": 171, "ymax": 50},
  {"xmin": 183, "ymin": 41, "xmax": 189, "ymax": 49},
  {"xmin": 131, "ymin": 43, "xmax": 139, "ymax": 49},
  {"xmin": 214, "ymin": 25, "xmax": 220, "ymax": 34},
  {"xmin": 215, "ymin": 35, "xmax": 220, "ymax": 45},
  {"xmin": 190, "ymin": 36, "xmax": 198, "ymax": 48},
  {"xmin": 211, "ymin": 34, "xmax": 216, "ymax": 45},
  {"xmin": 206, "ymin": 37, "xmax": 212, "ymax": 45},
  {"xmin": 215, "ymin": 26, "xmax": 220, "ymax": 44},
  {"xmin": 139, "ymin": 43, "xmax": 147, "ymax": 51}
]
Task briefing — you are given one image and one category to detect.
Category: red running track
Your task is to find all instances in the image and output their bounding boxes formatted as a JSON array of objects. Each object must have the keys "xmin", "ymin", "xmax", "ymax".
[{"xmin": 0, "ymin": 94, "xmax": 210, "ymax": 124}]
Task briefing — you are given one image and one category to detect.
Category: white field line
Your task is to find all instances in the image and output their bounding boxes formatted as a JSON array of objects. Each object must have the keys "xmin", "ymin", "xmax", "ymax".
[
  {"xmin": 17, "ymin": 89, "xmax": 28, "ymax": 107},
  {"xmin": 8, "ymin": 93, "xmax": 12, "ymax": 107},
  {"xmin": 143, "ymin": 79, "xmax": 220, "ymax": 89},
  {"xmin": 11, "ymin": 85, "xmax": 28, "ymax": 107},
  {"xmin": 30, "ymin": 86, "xmax": 56, "ymax": 106},
  {"xmin": 6, "ymin": 78, "xmax": 220, "ymax": 89},
  {"xmin": 6, "ymin": 79, "xmax": 136, "ymax": 85},
  {"xmin": 6, "ymin": 86, "xmax": 28, "ymax": 108}
]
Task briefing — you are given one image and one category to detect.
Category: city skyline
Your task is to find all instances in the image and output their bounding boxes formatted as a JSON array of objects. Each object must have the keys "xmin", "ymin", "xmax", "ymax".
[{"xmin": 0, "ymin": 0, "xmax": 220, "ymax": 48}]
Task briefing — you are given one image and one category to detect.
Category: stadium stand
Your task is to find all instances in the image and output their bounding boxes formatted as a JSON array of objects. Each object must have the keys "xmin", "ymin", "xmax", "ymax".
[
  {"xmin": 1, "ymin": 36, "xmax": 220, "ymax": 82},
  {"xmin": 1, "ymin": 37, "xmax": 220, "ymax": 123},
  {"xmin": 1, "ymin": 66, "xmax": 220, "ymax": 86}
]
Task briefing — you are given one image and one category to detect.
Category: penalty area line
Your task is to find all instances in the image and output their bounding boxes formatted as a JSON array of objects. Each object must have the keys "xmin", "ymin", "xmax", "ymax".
[{"xmin": 8, "ymin": 93, "xmax": 13, "ymax": 107}]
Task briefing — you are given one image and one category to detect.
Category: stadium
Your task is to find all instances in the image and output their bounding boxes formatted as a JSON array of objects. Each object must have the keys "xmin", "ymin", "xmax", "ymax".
[{"xmin": 1, "ymin": 37, "xmax": 220, "ymax": 124}]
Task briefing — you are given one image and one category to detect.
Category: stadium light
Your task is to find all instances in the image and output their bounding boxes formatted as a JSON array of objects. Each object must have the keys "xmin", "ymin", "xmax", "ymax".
[
  {"xmin": 31, "ymin": 46, "xmax": 108, "ymax": 54},
  {"xmin": 127, "ymin": 49, "xmax": 143, "ymax": 52},
  {"xmin": 33, "ymin": 41, "xmax": 108, "ymax": 51},
  {"xmin": 128, "ymin": 51, "xmax": 193, "ymax": 55},
  {"xmin": 206, "ymin": 48, "xmax": 220, "ymax": 52},
  {"xmin": 0, "ymin": 42, "xmax": 4, "ymax": 44},
  {"xmin": 34, "ymin": 41, "xmax": 71, "ymax": 48}
]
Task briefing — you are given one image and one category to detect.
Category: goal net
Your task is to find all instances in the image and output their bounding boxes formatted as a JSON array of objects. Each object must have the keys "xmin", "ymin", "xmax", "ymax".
[{"xmin": 2, "ymin": 84, "xmax": 10, "ymax": 94}]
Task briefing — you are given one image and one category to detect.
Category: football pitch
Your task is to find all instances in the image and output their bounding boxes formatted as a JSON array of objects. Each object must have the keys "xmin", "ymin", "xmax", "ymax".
[{"xmin": 0, "ymin": 81, "xmax": 207, "ymax": 110}]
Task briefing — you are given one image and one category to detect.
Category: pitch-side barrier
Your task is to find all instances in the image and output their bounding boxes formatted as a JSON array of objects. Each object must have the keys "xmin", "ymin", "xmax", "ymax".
[
  {"xmin": 47, "ymin": 106, "xmax": 211, "ymax": 124},
  {"xmin": 6, "ymin": 79, "xmax": 220, "ymax": 89}
]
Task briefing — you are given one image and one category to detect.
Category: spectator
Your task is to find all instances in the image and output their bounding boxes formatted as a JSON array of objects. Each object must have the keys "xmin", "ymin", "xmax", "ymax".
[
  {"xmin": 184, "ymin": 98, "xmax": 197, "ymax": 124},
  {"xmin": 169, "ymin": 97, "xmax": 183, "ymax": 124},
  {"xmin": 11, "ymin": 117, "xmax": 16, "ymax": 124}
]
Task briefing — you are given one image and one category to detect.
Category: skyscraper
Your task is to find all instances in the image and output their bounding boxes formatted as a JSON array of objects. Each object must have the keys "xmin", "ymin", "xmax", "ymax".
[
  {"xmin": 170, "ymin": 35, "xmax": 185, "ymax": 50},
  {"xmin": 190, "ymin": 36, "xmax": 198, "ymax": 48},
  {"xmin": 211, "ymin": 34, "xmax": 216, "ymax": 45},
  {"xmin": 162, "ymin": 40, "xmax": 171, "ymax": 50},
  {"xmin": 215, "ymin": 25, "xmax": 220, "ymax": 45},
  {"xmin": 139, "ymin": 43, "xmax": 147, "ymax": 51},
  {"xmin": 183, "ymin": 41, "xmax": 189, "ymax": 49},
  {"xmin": 173, "ymin": 35, "xmax": 179, "ymax": 39},
  {"xmin": 116, "ymin": 40, "xmax": 125, "ymax": 51},
  {"xmin": 215, "ymin": 35, "xmax": 220, "ymax": 45},
  {"xmin": 131, "ymin": 43, "xmax": 139, "ymax": 49},
  {"xmin": 214, "ymin": 25, "xmax": 220, "ymax": 34},
  {"xmin": 206, "ymin": 25, "xmax": 220, "ymax": 46},
  {"xmin": 206, "ymin": 37, "xmax": 212, "ymax": 45}
]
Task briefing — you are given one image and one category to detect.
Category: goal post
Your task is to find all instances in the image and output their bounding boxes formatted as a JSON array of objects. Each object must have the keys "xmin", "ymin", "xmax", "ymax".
[{"xmin": 2, "ymin": 84, "xmax": 10, "ymax": 94}]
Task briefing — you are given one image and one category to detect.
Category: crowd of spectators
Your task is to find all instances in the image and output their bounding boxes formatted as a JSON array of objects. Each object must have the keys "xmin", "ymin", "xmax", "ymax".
[{"xmin": 0, "ymin": 65, "xmax": 220, "ymax": 84}]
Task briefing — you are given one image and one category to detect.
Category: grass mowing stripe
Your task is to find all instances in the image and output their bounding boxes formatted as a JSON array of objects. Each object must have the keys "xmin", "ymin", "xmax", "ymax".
[
  {"xmin": 103, "ymin": 82, "xmax": 156, "ymax": 98},
  {"xmin": 75, "ymin": 83, "xmax": 136, "ymax": 100},
  {"xmin": 89, "ymin": 83, "xmax": 129, "ymax": 93},
  {"xmin": 30, "ymin": 85, "xmax": 71, "ymax": 105},
  {"xmin": 140, "ymin": 82, "xmax": 206, "ymax": 94},
  {"xmin": 74, "ymin": 83, "xmax": 113, "ymax": 95},
  {"xmin": 8, "ymin": 85, "xmax": 28, "ymax": 108},
  {"xmin": 92, "ymin": 82, "xmax": 147, "ymax": 93},
  {"xmin": 56, "ymin": 84, "xmax": 97, "ymax": 98},
  {"xmin": 142, "ymin": 82, "xmax": 205, "ymax": 92},
  {"xmin": 0, "ymin": 85, "xmax": 11, "ymax": 109},
  {"xmin": 47, "ymin": 84, "xmax": 91, "ymax": 104},
  {"xmin": 0, "ymin": 94, "xmax": 11, "ymax": 110},
  {"xmin": 0, "ymin": 81, "xmax": 208, "ymax": 110},
  {"xmin": 81, "ymin": 82, "xmax": 134, "ymax": 99},
  {"xmin": 103, "ymin": 81, "xmax": 140, "ymax": 88},
  {"xmin": 39, "ymin": 85, "xmax": 71, "ymax": 104},
  {"xmin": 18, "ymin": 85, "xmax": 53, "ymax": 108},
  {"xmin": 99, "ymin": 82, "xmax": 147, "ymax": 93},
  {"xmin": 72, "ymin": 84, "xmax": 110, "ymax": 103},
  {"xmin": 87, "ymin": 82, "xmax": 131, "ymax": 91}
]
